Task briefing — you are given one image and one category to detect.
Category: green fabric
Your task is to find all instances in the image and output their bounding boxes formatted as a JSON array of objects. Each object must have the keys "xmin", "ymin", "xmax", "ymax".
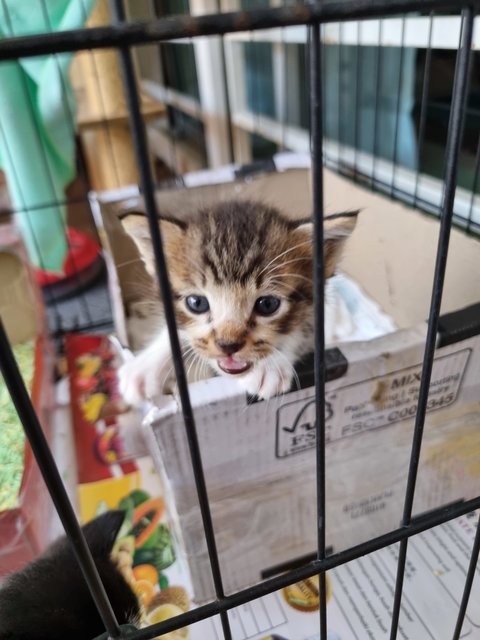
[{"xmin": 0, "ymin": 0, "xmax": 95, "ymax": 272}]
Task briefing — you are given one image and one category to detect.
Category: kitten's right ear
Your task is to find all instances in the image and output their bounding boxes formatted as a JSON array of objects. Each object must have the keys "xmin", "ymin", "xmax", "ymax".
[
  {"xmin": 323, "ymin": 211, "xmax": 359, "ymax": 277},
  {"xmin": 82, "ymin": 511, "xmax": 126, "ymax": 557},
  {"xmin": 291, "ymin": 210, "xmax": 359, "ymax": 278},
  {"xmin": 120, "ymin": 212, "xmax": 187, "ymax": 278}
]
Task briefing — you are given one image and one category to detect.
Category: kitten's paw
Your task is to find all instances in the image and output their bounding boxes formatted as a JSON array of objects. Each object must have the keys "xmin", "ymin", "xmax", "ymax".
[
  {"xmin": 239, "ymin": 359, "xmax": 293, "ymax": 400},
  {"xmin": 118, "ymin": 350, "xmax": 172, "ymax": 407}
]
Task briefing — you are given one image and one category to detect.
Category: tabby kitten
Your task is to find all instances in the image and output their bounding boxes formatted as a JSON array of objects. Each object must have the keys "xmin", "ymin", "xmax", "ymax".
[
  {"xmin": 0, "ymin": 512, "xmax": 140, "ymax": 640},
  {"xmin": 119, "ymin": 200, "xmax": 358, "ymax": 404}
]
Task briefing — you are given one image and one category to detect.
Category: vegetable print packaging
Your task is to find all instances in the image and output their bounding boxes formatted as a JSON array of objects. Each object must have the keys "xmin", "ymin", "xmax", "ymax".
[
  {"xmin": 65, "ymin": 334, "xmax": 193, "ymax": 631},
  {"xmin": 65, "ymin": 334, "xmax": 147, "ymax": 471}
]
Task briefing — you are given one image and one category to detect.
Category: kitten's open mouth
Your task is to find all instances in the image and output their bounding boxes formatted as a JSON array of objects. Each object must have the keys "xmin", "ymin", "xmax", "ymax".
[{"xmin": 217, "ymin": 356, "xmax": 252, "ymax": 375}]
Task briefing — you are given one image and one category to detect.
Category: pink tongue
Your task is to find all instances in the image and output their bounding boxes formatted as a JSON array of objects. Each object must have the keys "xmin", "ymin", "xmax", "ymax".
[{"xmin": 218, "ymin": 356, "xmax": 248, "ymax": 371}]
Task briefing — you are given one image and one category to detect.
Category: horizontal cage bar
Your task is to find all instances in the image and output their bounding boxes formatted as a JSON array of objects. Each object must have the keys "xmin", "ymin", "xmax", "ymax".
[{"xmin": 0, "ymin": 1, "xmax": 477, "ymax": 60}]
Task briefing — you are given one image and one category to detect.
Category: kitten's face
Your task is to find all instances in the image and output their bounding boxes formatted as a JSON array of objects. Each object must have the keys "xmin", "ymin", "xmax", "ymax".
[
  {"xmin": 124, "ymin": 201, "xmax": 357, "ymax": 381},
  {"xmin": 166, "ymin": 203, "xmax": 315, "ymax": 376}
]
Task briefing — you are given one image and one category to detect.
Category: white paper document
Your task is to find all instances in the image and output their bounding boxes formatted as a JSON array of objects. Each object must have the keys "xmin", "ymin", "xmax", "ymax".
[{"xmin": 192, "ymin": 511, "xmax": 480, "ymax": 640}]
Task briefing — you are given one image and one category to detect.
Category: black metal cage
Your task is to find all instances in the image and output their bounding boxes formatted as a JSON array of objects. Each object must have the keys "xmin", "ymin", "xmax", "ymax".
[{"xmin": 0, "ymin": 1, "xmax": 480, "ymax": 639}]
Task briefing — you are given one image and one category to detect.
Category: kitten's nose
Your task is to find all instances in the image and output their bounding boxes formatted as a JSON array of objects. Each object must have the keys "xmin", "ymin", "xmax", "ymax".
[{"xmin": 215, "ymin": 339, "xmax": 246, "ymax": 356}]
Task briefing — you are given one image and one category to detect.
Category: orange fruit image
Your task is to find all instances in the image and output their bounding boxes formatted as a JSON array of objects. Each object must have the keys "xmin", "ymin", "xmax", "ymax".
[{"xmin": 132, "ymin": 564, "xmax": 159, "ymax": 586}]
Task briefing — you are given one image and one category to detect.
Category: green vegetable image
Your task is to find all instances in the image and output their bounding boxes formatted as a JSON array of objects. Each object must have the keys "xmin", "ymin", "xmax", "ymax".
[
  {"xmin": 140, "ymin": 527, "xmax": 161, "ymax": 549},
  {"xmin": 133, "ymin": 525, "xmax": 176, "ymax": 571},
  {"xmin": 128, "ymin": 489, "xmax": 150, "ymax": 507},
  {"xmin": 117, "ymin": 489, "xmax": 152, "ymax": 539},
  {"xmin": 130, "ymin": 515, "xmax": 152, "ymax": 540},
  {"xmin": 159, "ymin": 574, "xmax": 169, "ymax": 590},
  {"xmin": 117, "ymin": 496, "xmax": 135, "ymax": 540},
  {"xmin": 118, "ymin": 495, "xmax": 134, "ymax": 512}
]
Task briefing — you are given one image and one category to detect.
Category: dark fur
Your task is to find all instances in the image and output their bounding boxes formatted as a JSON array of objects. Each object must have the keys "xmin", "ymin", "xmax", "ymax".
[{"xmin": 0, "ymin": 511, "xmax": 140, "ymax": 640}]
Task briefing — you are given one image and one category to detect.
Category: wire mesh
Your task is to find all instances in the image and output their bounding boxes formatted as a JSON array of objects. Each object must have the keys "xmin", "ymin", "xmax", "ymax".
[{"xmin": 389, "ymin": 9, "xmax": 474, "ymax": 637}]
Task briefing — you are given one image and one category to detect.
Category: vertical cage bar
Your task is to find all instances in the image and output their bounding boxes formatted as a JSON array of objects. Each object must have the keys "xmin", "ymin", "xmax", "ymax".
[
  {"xmin": 452, "ymin": 514, "xmax": 480, "ymax": 640},
  {"xmin": 252, "ymin": 30, "xmax": 261, "ymax": 144},
  {"xmin": 413, "ymin": 12, "xmax": 434, "ymax": 208},
  {"xmin": 371, "ymin": 19, "xmax": 383, "ymax": 188},
  {"xmin": 215, "ymin": 0, "xmax": 235, "ymax": 164},
  {"xmin": 467, "ymin": 135, "xmax": 480, "ymax": 233},
  {"xmin": 389, "ymin": 9, "xmax": 474, "ymax": 639},
  {"xmin": 219, "ymin": 33, "xmax": 235, "ymax": 164},
  {"xmin": 279, "ymin": 25, "xmax": 287, "ymax": 151},
  {"xmin": 353, "ymin": 21, "xmax": 361, "ymax": 179},
  {"xmin": 109, "ymin": 2, "xmax": 232, "ymax": 638},
  {"xmin": 0, "ymin": 319, "xmax": 122, "ymax": 639},
  {"xmin": 390, "ymin": 16, "xmax": 406, "ymax": 198},
  {"xmin": 337, "ymin": 22, "xmax": 342, "ymax": 166},
  {"xmin": 157, "ymin": 45, "xmax": 180, "ymax": 175},
  {"xmin": 309, "ymin": 19, "xmax": 328, "ymax": 640}
]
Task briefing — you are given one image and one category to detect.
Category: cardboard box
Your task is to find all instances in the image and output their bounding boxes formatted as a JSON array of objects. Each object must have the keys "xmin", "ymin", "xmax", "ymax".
[
  {"xmin": 0, "ymin": 224, "xmax": 55, "ymax": 576},
  {"xmin": 91, "ymin": 154, "xmax": 480, "ymax": 603}
]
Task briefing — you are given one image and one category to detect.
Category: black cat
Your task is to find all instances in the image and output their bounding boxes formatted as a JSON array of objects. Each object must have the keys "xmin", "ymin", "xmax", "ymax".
[{"xmin": 0, "ymin": 511, "xmax": 140, "ymax": 640}]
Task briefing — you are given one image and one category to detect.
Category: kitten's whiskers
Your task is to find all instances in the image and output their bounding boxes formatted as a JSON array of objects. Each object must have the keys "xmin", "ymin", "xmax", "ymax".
[
  {"xmin": 115, "ymin": 257, "xmax": 145, "ymax": 269},
  {"xmin": 272, "ymin": 347, "xmax": 301, "ymax": 392},
  {"xmin": 267, "ymin": 272, "xmax": 312, "ymax": 284},
  {"xmin": 258, "ymin": 239, "xmax": 312, "ymax": 277}
]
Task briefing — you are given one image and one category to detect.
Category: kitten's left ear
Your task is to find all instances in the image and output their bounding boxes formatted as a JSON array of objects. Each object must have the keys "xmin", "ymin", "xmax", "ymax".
[
  {"xmin": 293, "ymin": 210, "xmax": 359, "ymax": 278},
  {"xmin": 82, "ymin": 511, "xmax": 126, "ymax": 556},
  {"xmin": 120, "ymin": 211, "xmax": 187, "ymax": 278}
]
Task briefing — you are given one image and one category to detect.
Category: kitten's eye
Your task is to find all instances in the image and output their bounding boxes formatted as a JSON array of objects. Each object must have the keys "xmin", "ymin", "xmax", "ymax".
[
  {"xmin": 186, "ymin": 295, "xmax": 210, "ymax": 314},
  {"xmin": 254, "ymin": 296, "xmax": 281, "ymax": 316}
]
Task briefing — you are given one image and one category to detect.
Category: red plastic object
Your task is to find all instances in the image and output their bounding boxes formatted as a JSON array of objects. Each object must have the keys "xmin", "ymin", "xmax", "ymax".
[{"xmin": 34, "ymin": 227, "xmax": 101, "ymax": 287}]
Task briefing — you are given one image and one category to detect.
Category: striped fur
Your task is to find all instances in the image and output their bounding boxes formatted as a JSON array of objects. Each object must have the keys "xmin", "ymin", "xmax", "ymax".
[{"xmin": 119, "ymin": 201, "xmax": 358, "ymax": 401}]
